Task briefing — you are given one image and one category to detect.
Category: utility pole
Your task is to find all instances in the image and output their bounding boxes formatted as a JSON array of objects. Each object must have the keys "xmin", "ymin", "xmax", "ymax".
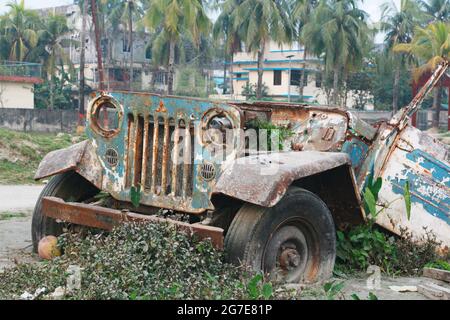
[{"xmin": 286, "ymin": 55, "xmax": 294, "ymax": 103}]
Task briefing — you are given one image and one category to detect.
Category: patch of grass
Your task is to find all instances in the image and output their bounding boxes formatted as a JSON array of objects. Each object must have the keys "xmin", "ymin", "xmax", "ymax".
[
  {"xmin": 0, "ymin": 222, "xmax": 282, "ymax": 300},
  {"xmin": 0, "ymin": 128, "xmax": 76, "ymax": 184},
  {"xmin": 0, "ymin": 212, "xmax": 27, "ymax": 221},
  {"xmin": 425, "ymin": 260, "xmax": 450, "ymax": 271}
]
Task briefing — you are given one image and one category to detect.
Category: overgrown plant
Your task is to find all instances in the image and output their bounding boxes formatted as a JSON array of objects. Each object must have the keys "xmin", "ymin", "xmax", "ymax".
[
  {"xmin": 334, "ymin": 175, "xmax": 441, "ymax": 275},
  {"xmin": 0, "ymin": 222, "xmax": 278, "ymax": 300},
  {"xmin": 246, "ymin": 119, "xmax": 294, "ymax": 151}
]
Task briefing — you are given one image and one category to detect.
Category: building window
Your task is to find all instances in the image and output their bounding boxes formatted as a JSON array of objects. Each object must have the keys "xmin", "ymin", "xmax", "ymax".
[
  {"xmin": 145, "ymin": 46, "xmax": 152, "ymax": 60},
  {"xmin": 273, "ymin": 70, "xmax": 282, "ymax": 86},
  {"xmin": 315, "ymin": 72, "xmax": 322, "ymax": 88},
  {"xmin": 290, "ymin": 70, "xmax": 300, "ymax": 86},
  {"xmin": 123, "ymin": 38, "xmax": 130, "ymax": 52},
  {"xmin": 290, "ymin": 70, "xmax": 308, "ymax": 86}
]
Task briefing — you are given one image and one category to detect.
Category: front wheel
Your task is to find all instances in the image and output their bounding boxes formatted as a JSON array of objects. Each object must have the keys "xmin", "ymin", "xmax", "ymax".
[
  {"xmin": 31, "ymin": 172, "xmax": 99, "ymax": 252},
  {"xmin": 224, "ymin": 187, "xmax": 336, "ymax": 284}
]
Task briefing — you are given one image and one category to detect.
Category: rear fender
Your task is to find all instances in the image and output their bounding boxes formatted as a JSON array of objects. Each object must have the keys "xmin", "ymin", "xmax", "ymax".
[{"xmin": 34, "ymin": 140, "xmax": 102, "ymax": 189}]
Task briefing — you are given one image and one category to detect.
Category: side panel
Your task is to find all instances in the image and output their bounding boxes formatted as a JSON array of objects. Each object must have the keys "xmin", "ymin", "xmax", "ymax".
[{"xmin": 377, "ymin": 126, "xmax": 450, "ymax": 247}]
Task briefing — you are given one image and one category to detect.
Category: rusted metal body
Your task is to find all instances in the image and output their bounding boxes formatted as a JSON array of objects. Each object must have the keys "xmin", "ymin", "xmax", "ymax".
[
  {"xmin": 213, "ymin": 151, "xmax": 350, "ymax": 208},
  {"xmin": 41, "ymin": 196, "xmax": 223, "ymax": 249},
  {"xmin": 35, "ymin": 64, "xmax": 450, "ymax": 248}
]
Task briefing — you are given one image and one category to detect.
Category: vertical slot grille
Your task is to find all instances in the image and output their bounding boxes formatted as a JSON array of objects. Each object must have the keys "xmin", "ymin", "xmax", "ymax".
[{"xmin": 127, "ymin": 113, "xmax": 195, "ymax": 200}]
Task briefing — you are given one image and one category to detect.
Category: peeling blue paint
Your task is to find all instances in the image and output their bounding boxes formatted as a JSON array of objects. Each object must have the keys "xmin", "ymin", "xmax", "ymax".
[
  {"xmin": 406, "ymin": 149, "xmax": 450, "ymax": 188},
  {"xmin": 389, "ymin": 148, "xmax": 450, "ymax": 225}
]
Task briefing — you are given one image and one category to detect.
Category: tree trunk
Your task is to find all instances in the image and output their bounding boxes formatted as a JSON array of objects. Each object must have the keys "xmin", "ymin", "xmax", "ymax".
[
  {"xmin": 223, "ymin": 33, "xmax": 228, "ymax": 95},
  {"xmin": 332, "ymin": 64, "xmax": 339, "ymax": 106},
  {"xmin": 167, "ymin": 39, "xmax": 176, "ymax": 95},
  {"xmin": 256, "ymin": 39, "xmax": 266, "ymax": 100},
  {"xmin": 128, "ymin": 6, "xmax": 134, "ymax": 91},
  {"xmin": 299, "ymin": 47, "xmax": 307, "ymax": 102},
  {"xmin": 341, "ymin": 68, "xmax": 348, "ymax": 109},
  {"xmin": 393, "ymin": 63, "xmax": 400, "ymax": 113},
  {"xmin": 432, "ymin": 85, "xmax": 443, "ymax": 129},
  {"xmin": 49, "ymin": 76, "xmax": 54, "ymax": 110},
  {"xmin": 78, "ymin": 0, "xmax": 87, "ymax": 122}
]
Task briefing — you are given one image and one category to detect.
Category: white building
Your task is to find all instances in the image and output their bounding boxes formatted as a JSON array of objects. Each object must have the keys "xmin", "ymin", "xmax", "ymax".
[
  {"xmin": 36, "ymin": 5, "xmax": 164, "ymax": 92},
  {"xmin": 0, "ymin": 62, "xmax": 43, "ymax": 109},
  {"xmin": 230, "ymin": 41, "xmax": 373, "ymax": 109}
]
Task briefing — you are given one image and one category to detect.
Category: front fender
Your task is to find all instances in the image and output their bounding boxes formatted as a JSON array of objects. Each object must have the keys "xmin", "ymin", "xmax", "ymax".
[
  {"xmin": 35, "ymin": 140, "xmax": 103, "ymax": 189},
  {"xmin": 212, "ymin": 151, "xmax": 351, "ymax": 208}
]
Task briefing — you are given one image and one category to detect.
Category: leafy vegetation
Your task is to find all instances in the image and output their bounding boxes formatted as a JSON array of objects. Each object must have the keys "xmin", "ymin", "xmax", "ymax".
[
  {"xmin": 425, "ymin": 260, "xmax": 450, "ymax": 271},
  {"xmin": 0, "ymin": 222, "xmax": 278, "ymax": 300},
  {"xmin": 0, "ymin": 128, "xmax": 75, "ymax": 184},
  {"xmin": 336, "ymin": 176, "xmax": 445, "ymax": 276},
  {"xmin": 246, "ymin": 119, "xmax": 295, "ymax": 151}
]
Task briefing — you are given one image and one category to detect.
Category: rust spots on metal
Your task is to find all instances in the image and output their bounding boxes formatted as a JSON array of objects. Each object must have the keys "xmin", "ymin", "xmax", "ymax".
[
  {"xmin": 133, "ymin": 115, "xmax": 145, "ymax": 187},
  {"xmin": 88, "ymin": 94, "xmax": 124, "ymax": 139},
  {"xmin": 35, "ymin": 141, "xmax": 88, "ymax": 180},
  {"xmin": 161, "ymin": 117, "xmax": 171, "ymax": 194},
  {"xmin": 41, "ymin": 196, "xmax": 224, "ymax": 249},
  {"xmin": 150, "ymin": 116, "xmax": 160, "ymax": 194},
  {"xmin": 182, "ymin": 121, "xmax": 191, "ymax": 198},
  {"xmin": 212, "ymin": 151, "xmax": 352, "ymax": 208},
  {"xmin": 171, "ymin": 122, "xmax": 181, "ymax": 196},
  {"xmin": 156, "ymin": 100, "xmax": 167, "ymax": 113},
  {"xmin": 140, "ymin": 116, "xmax": 150, "ymax": 187}
]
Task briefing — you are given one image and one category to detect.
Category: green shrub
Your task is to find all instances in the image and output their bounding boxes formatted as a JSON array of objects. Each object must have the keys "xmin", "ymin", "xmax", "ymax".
[
  {"xmin": 0, "ymin": 223, "xmax": 276, "ymax": 300},
  {"xmin": 335, "ymin": 176, "xmax": 443, "ymax": 276}
]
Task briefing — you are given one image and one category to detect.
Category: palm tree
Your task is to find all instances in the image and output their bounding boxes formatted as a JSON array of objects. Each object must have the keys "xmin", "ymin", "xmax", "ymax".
[
  {"xmin": 75, "ymin": 0, "xmax": 88, "ymax": 118},
  {"xmin": 213, "ymin": 0, "xmax": 243, "ymax": 95},
  {"xmin": 0, "ymin": 0, "xmax": 40, "ymax": 61},
  {"xmin": 302, "ymin": 0, "xmax": 369, "ymax": 107},
  {"xmin": 145, "ymin": 0, "xmax": 211, "ymax": 95},
  {"xmin": 30, "ymin": 14, "xmax": 74, "ymax": 110},
  {"xmin": 109, "ymin": 0, "xmax": 144, "ymax": 90},
  {"xmin": 292, "ymin": 0, "xmax": 318, "ymax": 102},
  {"xmin": 395, "ymin": 22, "xmax": 450, "ymax": 128},
  {"xmin": 420, "ymin": 0, "xmax": 450, "ymax": 22},
  {"xmin": 233, "ymin": 0, "xmax": 294, "ymax": 100},
  {"xmin": 381, "ymin": 0, "xmax": 424, "ymax": 113}
]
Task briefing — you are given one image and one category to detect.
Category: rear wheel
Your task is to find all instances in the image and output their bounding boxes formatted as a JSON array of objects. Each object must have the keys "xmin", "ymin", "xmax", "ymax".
[
  {"xmin": 31, "ymin": 171, "xmax": 99, "ymax": 252},
  {"xmin": 224, "ymin": 187, "xmax": 336, "ymax": 284}
]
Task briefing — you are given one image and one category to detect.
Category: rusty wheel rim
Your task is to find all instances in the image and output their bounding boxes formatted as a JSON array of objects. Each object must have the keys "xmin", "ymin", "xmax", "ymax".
[{"xmin": 263, "ymin": 224, "xmax": 312, "ymax": 283}]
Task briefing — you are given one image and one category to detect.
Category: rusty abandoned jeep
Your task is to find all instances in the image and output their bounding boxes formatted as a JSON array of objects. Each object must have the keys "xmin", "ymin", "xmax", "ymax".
[{"xmin": 32, "ymin": 63, "xmax": 450, "ymax": 284}]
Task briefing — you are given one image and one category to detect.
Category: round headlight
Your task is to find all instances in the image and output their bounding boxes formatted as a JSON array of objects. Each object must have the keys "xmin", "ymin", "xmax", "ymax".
[
  {"xmin": 201, "ymin": 109, "xmax": 235, "ymax": 146},
  {"xmin": 90, "ymin": 96, "xmax": 123, "ymax": 137}
]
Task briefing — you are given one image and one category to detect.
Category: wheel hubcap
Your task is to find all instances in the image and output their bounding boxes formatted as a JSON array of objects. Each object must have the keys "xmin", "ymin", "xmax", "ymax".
[
  {"xmin": 279, "ymin": 246, "xmax": 301, "ymax": 270},
  {"xmin": 263, "ymin": 224, "xmax": 310, "ymax": 283}
]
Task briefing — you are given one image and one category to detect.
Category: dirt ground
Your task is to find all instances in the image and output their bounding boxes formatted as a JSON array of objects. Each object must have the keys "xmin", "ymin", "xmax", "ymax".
[
  {"xmin": 0, "ymin": 185, "xmax": 449, "ymax": 300},
  {"xmin": 0, "ymin": 185, "xmax": 43, "ymax": 270}
]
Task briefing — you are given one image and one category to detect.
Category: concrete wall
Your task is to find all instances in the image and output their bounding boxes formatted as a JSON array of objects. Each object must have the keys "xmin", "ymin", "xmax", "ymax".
[
  {"xmin": 0, "ymin": 108, "xmax": 78, "ymax": 133},
  {"xmin": 0, "ymin": 81, "xmax": 35, "ymax": 109}
]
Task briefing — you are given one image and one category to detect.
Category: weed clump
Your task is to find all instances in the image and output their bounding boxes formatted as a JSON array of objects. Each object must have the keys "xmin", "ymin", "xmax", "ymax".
[
  {"xmin": 336, "ymin": 225, "xmax": 445, "ymax": 276},
  {"xmin": 0, "ymin": 223, "xmax": 274, "ymax": 300}
]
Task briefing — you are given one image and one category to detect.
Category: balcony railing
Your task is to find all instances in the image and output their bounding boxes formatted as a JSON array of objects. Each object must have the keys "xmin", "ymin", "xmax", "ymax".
[{"xmin": 0, "ymin": 61, "xmax": 42, "ymax": 78}]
